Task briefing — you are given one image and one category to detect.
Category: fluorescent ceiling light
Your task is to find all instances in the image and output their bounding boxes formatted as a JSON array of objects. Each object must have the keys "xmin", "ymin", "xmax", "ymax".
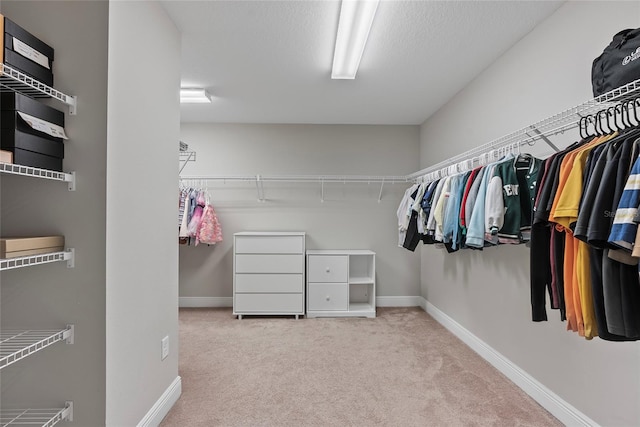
[
  {"xmin": 331, "ymin": 0, "xmax": 380, "ymax": 79},
  {"xmin": 180, "ymin": 88, "xmax": 212, "ymax": 104}
]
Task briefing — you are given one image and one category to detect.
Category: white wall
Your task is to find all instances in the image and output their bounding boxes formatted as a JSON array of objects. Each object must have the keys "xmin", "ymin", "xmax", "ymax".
[
  {"xmin": 106, "ymin": 2, "xmax": 180, "ymax": 426},
  {"xmin": 420, "ymin": 2, "xmax": 640, "ymax": 426},
  {"xmin": 0, "ymin": 1, "xmax": 108, "ymax": 425},
  {"xmin": 179, "ymin": 124, "xmax": 421, "ymax": 303}
]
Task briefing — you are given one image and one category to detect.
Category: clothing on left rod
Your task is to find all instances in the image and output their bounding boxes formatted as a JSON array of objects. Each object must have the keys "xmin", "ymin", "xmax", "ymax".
[{"xmin": 178, "ymin": 186, "xmax": 223, "ymax": 246}]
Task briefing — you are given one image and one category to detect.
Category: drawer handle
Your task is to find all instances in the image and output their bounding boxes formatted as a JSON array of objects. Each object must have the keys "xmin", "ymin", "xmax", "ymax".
[
  {"xmin": 326, "ymin": 296, "xmax": 331, "ymax": 301},
  {"xmin": 326, "ymin": 268, "xmax": 330, "ymax": 273}
]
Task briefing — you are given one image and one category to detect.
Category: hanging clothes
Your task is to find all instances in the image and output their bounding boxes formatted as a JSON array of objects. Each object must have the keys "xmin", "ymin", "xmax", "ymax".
[
  {"xmin": 397, "ymin": 184, "xmax": 419, "ymax": 248},
  {"xmin": 178, "ymin": 185, "xmax": 223, "ymax": 246},
  {"xmin": 399, "ymin": 109, "xmax": 640, "ymax": 342},
  {"xmin": 197, "ymin": 203, "xmax": 223, "ymax": 245},
  {"xmin": 398, "ymin": 150, "xmax": 543, "ymax": 252},
  {"xmin": 529, "ymin": 124, "xmax": 640, "ymax": 341}
]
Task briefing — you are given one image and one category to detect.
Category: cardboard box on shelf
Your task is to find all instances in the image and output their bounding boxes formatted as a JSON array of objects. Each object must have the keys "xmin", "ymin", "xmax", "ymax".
[
  {"xmin": 0, "ymin": 149, "xmax": 13, "ymax": 164},
  {"xmin": 0, "ymin": 236, "xmax": 65, "ymax": 259}
]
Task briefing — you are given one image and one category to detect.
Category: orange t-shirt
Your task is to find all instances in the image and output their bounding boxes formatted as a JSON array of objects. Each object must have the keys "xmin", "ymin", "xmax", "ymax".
[
  {"xmin": 576, "ymin": 239, "xmax": 598, "ymax": 339},
  {"xmin": 563, "ymin": 235, "xmax": 578, "ymax": 333},
  {"xmin": 551, "ymin": 136, "xmax": 611, "ymax": 229}
]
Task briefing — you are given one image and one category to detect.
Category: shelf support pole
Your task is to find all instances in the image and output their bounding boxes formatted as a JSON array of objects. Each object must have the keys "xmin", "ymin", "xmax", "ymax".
[
  {"xmin": 528, "ymin": 125, "xmax": 560, "ymax": 152},
  {"xmin": 378, "ymin": 178, "xmax": 385, "ymax": 203},
  {"xmin": 179, "ymin": 152, "xmax": 195, "ymax": 174}
]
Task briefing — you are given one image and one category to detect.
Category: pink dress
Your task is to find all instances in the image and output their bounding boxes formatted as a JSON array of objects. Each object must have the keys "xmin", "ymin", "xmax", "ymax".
[{"xmin": 196, "ymin": 204, "xmax": 223, "ymax": 245}]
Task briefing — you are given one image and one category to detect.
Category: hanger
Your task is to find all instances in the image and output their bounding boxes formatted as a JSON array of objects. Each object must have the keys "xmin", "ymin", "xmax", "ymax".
[
  {"xmin": 578, "ymin": 115, "xmax": 589, "ymax": 139},
  {"xmin": 626, "ymin": 99, "xmax": 638, "ymax": 127},
  {"xmin": 606, "ymin": 106, "xmax": 618, "ymax": 133},
  {"xmin": 614, "ymin": 103, "xmax": 629, "ymax": 131},
  {"xmin": 594, "ymin": 109, "xmax": 606, "ymax": 136},
  {"xmin": 633, "ymin": 98, "xmax": 640, "ymax": 127}
]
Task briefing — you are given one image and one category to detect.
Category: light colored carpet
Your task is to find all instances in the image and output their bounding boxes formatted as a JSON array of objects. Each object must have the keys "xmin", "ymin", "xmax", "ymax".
[{"xmin": 161, "ymin": 307, "xmax": 561, "ymax": 427}]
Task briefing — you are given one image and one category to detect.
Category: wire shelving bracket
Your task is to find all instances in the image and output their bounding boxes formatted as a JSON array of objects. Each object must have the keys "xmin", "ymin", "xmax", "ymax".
[
  {"xmin": 0, "ymin": 63, "xmax": 77, "ymax": 114},
  {"xmin": 179, "ymin": 151, "xmax": 196, "ymax": 174},
  {"xmin": 0, "ymin": 249, "xmax": 75, "ymax": 271},
  {"xmin": 0, "ymin": 325, "xmax": 75, "ymax": 370}
]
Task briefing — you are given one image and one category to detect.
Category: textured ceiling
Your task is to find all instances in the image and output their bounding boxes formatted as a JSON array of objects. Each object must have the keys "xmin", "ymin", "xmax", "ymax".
[{"xmin": 161, "ymin": 0, "xmax": 564, "ymax": 125}]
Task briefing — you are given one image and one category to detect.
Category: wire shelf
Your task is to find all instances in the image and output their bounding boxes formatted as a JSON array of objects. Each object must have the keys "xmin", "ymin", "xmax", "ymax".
[
  {"xmin": 0, "ymin": 63, "xmax": 76, "ymax": 113},
  {"xmin": 0, "ymin": 403, "xmax": 73, "ymax": 427},
  {"xmin": 0, "ymin": 163, "xmax": 75, "ymax": 190},
  {"xmin": 180, "ymin": 174, "xmax": 410, "ymax": 184},
  {"xmin": 0, "ymin": 326, "xmax": 74, "ymax": 370},
  {"xmin": 0, "ymin": 250, "xmax": 74, "ymax": 271},
  {"xmin": 407, "ymin": 78, "xmax": 640, "ymax": 181}
]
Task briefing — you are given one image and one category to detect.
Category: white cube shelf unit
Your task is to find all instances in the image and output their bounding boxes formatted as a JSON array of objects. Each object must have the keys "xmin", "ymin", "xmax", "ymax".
[
  {"xmin": 233, "ymin": 232, "xmax": 306, "ymax": 319},
  {"xmin": 306, "ymin": 250, "xmax": 376, "ymax": 318}
]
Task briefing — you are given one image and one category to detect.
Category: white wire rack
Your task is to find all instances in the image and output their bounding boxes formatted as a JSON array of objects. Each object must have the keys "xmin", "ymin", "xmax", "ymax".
[
  {"xmin": 0, "ymin": 249, "xmax": 75, "ymax": 271},
  {"xmin": 0, "ymin": 63, "xmax": 76, "ymax": 114},
  {"xmin": 0, "ymin": 326, "xmax": 74, "ymax": 370},
  {"xmin": 180, "ymin": 174, "xmax": 409, "ymax": 183},
  {"xmin": 180, "ymin": 174, "xmax": 410, "ymax": 202},
  {"xmin": 0, "ymin": 402, "xmax": 73, "ymax": 427},
  {"xmin": 406, "ymin": 78, "xmax": 640, "ymax": 182},
  {"xmin": 179, "ymin": 81, "xmax": 640, "ymax": 193},
  {"xmin": 0, "ymin": 163, "xmax": 76, "ymax": 191}
]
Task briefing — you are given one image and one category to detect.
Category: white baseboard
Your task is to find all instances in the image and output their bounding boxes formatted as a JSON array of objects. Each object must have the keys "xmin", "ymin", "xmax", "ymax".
[
  {"xmin": 376, "ymin": 296, "xmax": 423, "ymax": 307},
  {"xmin": 421, "ymin": 298, "xmax": 598, "ymax": 427},
  {"xmin": 137, "ymin": 376, "xmax": 182, "ymax": 427},
  {"xmin": 180, "ymin": 296, "xmax": 422, "ymax": 308},
  {"xmin": 179, "ymin": 297, "xmax": 232, "ymax": 308}
]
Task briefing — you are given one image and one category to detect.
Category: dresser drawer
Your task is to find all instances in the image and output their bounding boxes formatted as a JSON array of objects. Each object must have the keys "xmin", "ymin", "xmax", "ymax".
[
  {"xmin": 235, "ymin": 293, "xmax": 303, "ymax": 313},
  {"xmin": 235, "ymin": 254, "xmax": 303, "ymax": 274},
  {"xmin": 235, "ymin": 274, "xmax": 303, "ymax": 293},
  {"xmin": 308, "ymin": 283, "xmax": 348, "ymax": 311},
  {"xmin": 307, "ymin": 255, "xmax": 348, "ymax": 282},
  {"xmin": 235, "ymin": 235, "xmax": 303, "ymax": 254}
]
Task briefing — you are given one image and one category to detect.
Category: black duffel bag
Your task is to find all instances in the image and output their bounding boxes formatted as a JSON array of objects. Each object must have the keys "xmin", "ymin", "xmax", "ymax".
[{"xmin": 592, "ymin": 28, "xmax": 640, "ymax": 97}]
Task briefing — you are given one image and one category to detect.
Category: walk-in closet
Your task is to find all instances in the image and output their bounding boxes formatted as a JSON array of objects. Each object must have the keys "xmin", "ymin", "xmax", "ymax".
[{"xmin": 1, "ymin": 1, "xmax": 639, "ymax": 426}]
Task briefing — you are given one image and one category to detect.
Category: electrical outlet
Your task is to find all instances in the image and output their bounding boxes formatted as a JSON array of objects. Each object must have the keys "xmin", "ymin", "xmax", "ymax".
[{"xmin": 161, "ymin": 336, "xmax": 169, "ymax": 360}]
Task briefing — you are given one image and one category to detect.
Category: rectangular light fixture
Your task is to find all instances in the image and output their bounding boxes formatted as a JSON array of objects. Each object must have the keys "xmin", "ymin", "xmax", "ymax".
[
  {"xmin": 180, "ymin": 88, "xmax": 212, "ymax": 104},
  {"xmin": 331, "ymin": 0, "xmax": 380, "ymax": 79}
]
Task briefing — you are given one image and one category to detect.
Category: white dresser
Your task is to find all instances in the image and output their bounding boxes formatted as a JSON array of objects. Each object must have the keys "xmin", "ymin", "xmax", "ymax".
[
  {"xmin": 306, "ymin": 250, "xmax": 376, "ymax": 318},
  {"xmin": 233, "ymin": 232, "xmax": 306, "ymax": 319}
]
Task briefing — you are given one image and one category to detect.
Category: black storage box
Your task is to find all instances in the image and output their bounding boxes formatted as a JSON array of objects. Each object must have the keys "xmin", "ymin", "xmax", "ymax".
[
  {"xmin": 3, "ymin": 17, "xmax": 54, "ymax": 62},
  {"xmin": 1, "ymin": 92, "xmax": 65, "ymax": 142},
  {"xmin": 1, "ymin": 92, "xmax": 66, "ymax": 171},
  {"xmin": 1, "ymin": 110, "xmax": 64, "ymax": 143},
  {"xmin": 2, "ymin": 17, "xmax": 54, "ymax": 86},
  {"xmin": 11, "ymin": 148, "xmax": 62, "ymax": 172},
  {"xmin": 1, "ymin": 129, "xmax": 64, "ymax": 159},
  {"xmin": 3, "ymin": 48, "xmax": 53, "ymax": 86}
]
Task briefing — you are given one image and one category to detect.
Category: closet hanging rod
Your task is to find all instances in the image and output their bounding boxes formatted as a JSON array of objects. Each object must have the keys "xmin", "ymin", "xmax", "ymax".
[
  {"xmin": 179, "ymin": 174, "xmax": 411, "ymax": 184},
  {"xmin": 407, "ymin": 78, "xmax": 640, "ymax": 182}
]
